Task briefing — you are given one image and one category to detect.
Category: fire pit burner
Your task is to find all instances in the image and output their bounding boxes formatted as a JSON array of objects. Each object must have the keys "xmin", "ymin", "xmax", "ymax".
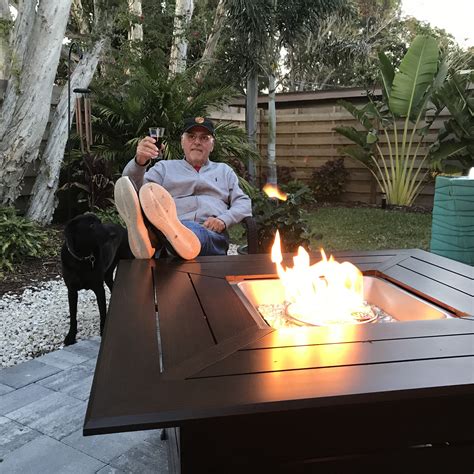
[{"xmin": 231, "ymin": 276, "xmax": 452, "ymax": 329}]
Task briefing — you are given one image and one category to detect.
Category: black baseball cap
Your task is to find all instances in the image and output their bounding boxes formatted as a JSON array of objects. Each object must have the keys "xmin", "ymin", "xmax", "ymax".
[{"xmin": 182, "ymin": 117, "xmax": 215, "ymax": 136}]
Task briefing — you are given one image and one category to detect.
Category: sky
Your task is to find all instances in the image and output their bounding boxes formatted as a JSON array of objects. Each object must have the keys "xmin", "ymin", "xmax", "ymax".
[
  {"xmin": 401, "ymin": 0, "xmax": 473, "ymax": 48},
  {"xmin": 8, "ymin": 1, "xmax": 474, "ymax": 48}
]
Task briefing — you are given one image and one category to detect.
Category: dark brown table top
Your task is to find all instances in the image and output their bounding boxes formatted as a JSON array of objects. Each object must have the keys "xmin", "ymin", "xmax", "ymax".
[{"xmin": 84, "ymin": 249, "xmax": 474, "ymax": 435}]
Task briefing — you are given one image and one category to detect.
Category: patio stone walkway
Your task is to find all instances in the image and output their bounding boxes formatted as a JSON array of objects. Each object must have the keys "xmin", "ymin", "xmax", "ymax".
[{"xmin": 0, "ymin": 338, "xmax": 169, "ymax": 473}]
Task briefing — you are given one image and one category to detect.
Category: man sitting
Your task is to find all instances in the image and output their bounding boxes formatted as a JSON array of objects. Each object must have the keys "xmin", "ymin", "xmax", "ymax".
[{"xmin": 114, "ymin": 117, "xmax": 252, "ymax": 259}]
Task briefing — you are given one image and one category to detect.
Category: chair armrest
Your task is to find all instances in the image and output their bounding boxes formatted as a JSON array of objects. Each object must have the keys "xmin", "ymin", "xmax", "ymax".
[{"xmin": 242, "ymin": 216, "xmax": 259, "ymax": 254}]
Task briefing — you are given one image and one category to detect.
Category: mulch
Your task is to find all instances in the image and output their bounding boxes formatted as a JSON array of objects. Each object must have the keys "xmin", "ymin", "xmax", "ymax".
[{"xmin": 0, "ymin": 225, "xmax": 64, "ymax": 298}]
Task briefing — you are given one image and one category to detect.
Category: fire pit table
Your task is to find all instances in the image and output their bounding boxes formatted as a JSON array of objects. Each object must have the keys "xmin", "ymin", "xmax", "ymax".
[{"xmin": 84, "ymin": 249, "xmax": 474, "ymax": 473}]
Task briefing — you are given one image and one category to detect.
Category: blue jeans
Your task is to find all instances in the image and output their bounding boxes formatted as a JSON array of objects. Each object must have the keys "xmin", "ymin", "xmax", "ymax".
[
  {"xmin": 154, "ymin": 220, "xmax": 229, "ymax": 257},
  {"xmin": 182, "ymin": 220, "xmax": 229, "ymax": 256}
]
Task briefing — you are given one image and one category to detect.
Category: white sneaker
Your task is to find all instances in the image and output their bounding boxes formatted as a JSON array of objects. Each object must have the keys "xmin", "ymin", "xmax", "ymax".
[
  {"xmin": 139, "ymin": 182, "xmax": 201, "ymax": 260},
  {"xmin": 114, "ymin": 177, "xmax": 155, "ymax": 259}
]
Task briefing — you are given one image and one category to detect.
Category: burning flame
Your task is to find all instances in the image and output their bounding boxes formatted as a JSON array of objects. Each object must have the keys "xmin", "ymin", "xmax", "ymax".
[
  {"xmin": 262, "ymin": 183, "xmax": 288, "ymax": 201},
  {"xmin": 271, "ymin": 231, "xmax": 369, "ymax": 325}
]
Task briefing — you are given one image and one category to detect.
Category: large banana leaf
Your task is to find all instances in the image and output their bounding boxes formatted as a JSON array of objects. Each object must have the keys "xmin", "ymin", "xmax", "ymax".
[
  {"xmin": 378, "ymin": 51, "xmax": 394, "ymax": 100},
  {"xmin": 389, "ymin": 36, "xmax": 439, "ymax": 119},
  {"xmin": 337, "ymin": 100, "xmax": 375, "ymax": 130},
  {"xmin": 333, "ymin": 126, "xmax": 368, "ymax": 147}
]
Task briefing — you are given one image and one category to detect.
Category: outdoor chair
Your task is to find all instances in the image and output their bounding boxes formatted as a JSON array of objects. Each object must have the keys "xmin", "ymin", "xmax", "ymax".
[{"xmin": 240, "ymin": 216, "xmax": 259, "ymax": 254}]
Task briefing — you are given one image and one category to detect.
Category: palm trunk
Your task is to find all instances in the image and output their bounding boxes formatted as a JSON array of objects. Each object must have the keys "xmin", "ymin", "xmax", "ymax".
[
  {"xmin": 245, "ymin": 72, "xmax": 258, "ymax": 185},
  {"xmin": 168, "ymin": 0, "xmax": 194, "ymax": 78},
  {"xmin": 26, "ymin": 39, "xmax": 107, "ymax": 224},
  {"xmin": 0, "ymin": 0, "xmax": 73, "ymax": 205},
  {"xmin": 71, "ymin": 0, "xmax": 90, "ymax": 35},
  {"xmin": 194, "ymin": 0, "xmax": 225, "ymax": 84},
  {"xmin": 128, "ymin": 0, "xmax": 143, "ymax": 42},
  {"xmin": 267, "ymin": 71, "xmax": 277, "ymax": 185}
]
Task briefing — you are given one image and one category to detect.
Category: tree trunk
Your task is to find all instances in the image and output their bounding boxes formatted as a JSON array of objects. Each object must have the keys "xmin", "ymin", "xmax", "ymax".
[
  {"xmin": 194, "ymin": 0, "xmax": 225, "ymax": 84},
  {"xmin": 0, "ymin": 0, "xmax": 11, "ymax": 80},
  {"xmin": 128, "ymin": 0, "xmax": 143, "ymax": 42},
  {"xmin": 245, "ymin": 72, "xmax": 258, "ymax": 185},
  {"xmin": 71, "ymin": 0, "xmax": 90, "ymax": 36},
  {"xmin": 265, "ymin": 0, "xmax": 278, "ymax": 185},
  {"xmin": 0, "ymin": 0, "xmax": 37, "ymax": 137},
  {"xmin": 266, "ymin": 71, "xmax": 277, "ymax": 184},
  {"xmin": 168, "ymin": 0, "xmax": 194, "ymax": 78},
  {"xmin": 26, "ymin": 39, "xmax": 106, "ymax": 224},
  {"xmin": 0, "ymin": 0, "xmax": 73, "ymax": 205}
]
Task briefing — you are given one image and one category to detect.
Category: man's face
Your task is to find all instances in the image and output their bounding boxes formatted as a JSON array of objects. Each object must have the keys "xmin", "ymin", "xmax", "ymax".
[{"xmin": 181, "ymin": 126, "xmax": 214, "ymax": 166}]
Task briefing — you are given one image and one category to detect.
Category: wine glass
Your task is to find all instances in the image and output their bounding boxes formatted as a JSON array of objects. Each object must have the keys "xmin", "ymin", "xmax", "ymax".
[{"xmin": 148, "ymin": 126, "xmax": 165, "ymax": 159}]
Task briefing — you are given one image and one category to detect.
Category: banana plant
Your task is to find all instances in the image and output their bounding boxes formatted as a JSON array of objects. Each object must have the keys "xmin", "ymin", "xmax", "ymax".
[{"xmin": 335, "ymin": 35, "xmax": 447, "ymax": 206}]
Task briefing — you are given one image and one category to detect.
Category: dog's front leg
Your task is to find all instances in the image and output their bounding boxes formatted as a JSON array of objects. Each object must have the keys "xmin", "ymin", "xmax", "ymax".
[
  {"xmin": 94, "ymin": 285, "xmax": 107, "ymax": 336},
  {"xmin": 64, "ymin": 289, "xmax": 78, "ymax": 346}
]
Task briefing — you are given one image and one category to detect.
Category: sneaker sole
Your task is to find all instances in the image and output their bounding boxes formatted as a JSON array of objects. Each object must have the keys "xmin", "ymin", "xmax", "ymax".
[
  {"xmin": 114, "ymin": 177, "xmax": 155, "ymax": 259},
  {"xmin": 139, "ymin": 183, "xmax": 201, "ymax": 260}
]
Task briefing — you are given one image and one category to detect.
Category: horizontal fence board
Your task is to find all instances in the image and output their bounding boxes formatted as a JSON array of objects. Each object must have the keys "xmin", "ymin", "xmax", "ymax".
[{"xmin": 252, "ymin": 99, "xmax": 444, "ymax": 206}]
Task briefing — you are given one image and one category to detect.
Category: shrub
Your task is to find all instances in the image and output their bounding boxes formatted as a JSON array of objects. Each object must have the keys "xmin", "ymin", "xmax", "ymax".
[
  {"xmin": 0, "ymin": 207, "xmax": 53, "ymax": 273},
  {"xmin": 281, "ymin": 180, "xmax": 316, "ymax": 207},
  {"xmin": 93, "ymin": 207, "xmax": 124, "ymax": 226},
  {"xmin": 60, "ymin": 153, "xmax": 115, "ymax": 212},
  {"xmin": 250, "ymin": 186, "xmax": 314, "ymax": 253},
  {"xmin": 311, "ymin": 158, "xmax": 349, "ymax": 202}
]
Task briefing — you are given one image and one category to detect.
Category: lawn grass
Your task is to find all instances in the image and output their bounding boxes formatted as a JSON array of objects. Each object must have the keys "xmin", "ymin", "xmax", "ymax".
[
  {"xmin": 307, "ymin": 207, "xmax": 432, "ymax": 252},
  {"xmin": 230, "ymin": 207, "xmax": 433, "ymax": 252}
]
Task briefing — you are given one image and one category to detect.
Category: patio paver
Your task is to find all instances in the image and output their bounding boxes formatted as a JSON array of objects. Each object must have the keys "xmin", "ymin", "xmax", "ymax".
[
  {"xmin": 0, "ymin": 359, "xmax": 61, "ymax": 389},
  {"xmin": 35, "ymin": 347, "xmax": 89, "ymax": 369},
  {"xmin": 36, "ymin": 362, "xmax": 95, "ymax": 401},
  {"xmin": 0, "ymin": 383, "xmax": 14, "ymax": 396},
  {"xmin": 0, "ymin": 383, "xmax": 53, "ymax": 416},
  {"xmin": 0, "ymin": 339, "xmax": 168, "ymax": 473},
  {"xmin": 0, "ymin": 435, "xmax": 105, "ymax": 473},
  {"xmin": 61, "ymin": 428, "xmax": 154, "ymax": 463},
  {"xmin": 7, "ymin": 391, "xmax": 87, "ymax": 440},
  {"xmin": 0, "ymin": 417, "xmax": 41, "ymax": 457}
]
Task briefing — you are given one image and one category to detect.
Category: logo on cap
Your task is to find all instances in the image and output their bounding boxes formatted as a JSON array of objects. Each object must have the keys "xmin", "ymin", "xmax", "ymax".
[{"xmin": 195, "ymin": 117, "xmax": 205, "ymax": 124}]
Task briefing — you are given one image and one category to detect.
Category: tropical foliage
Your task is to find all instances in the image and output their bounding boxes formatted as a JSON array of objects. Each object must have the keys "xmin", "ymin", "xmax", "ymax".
[
  {"xmin": 311, "ymin": 158, "xmax": 349, "ymax": 201},
  {"xmin": 0, "ymin": 207, "xmax": 54, "ymax": 273},
  {"xmin": 335, "ymin": 35, "xmax": 448, "ymax": 206},
  {"xmin": 430, "ymin": 70, "xmax": 474, "ymax": 173},
  {"xmin": 249, "ymin": 184, "xmax": 315, "ymax": 253},
  {"xmin": 84, "ymin": 58, "xmax": 260, "ymax": 171}
]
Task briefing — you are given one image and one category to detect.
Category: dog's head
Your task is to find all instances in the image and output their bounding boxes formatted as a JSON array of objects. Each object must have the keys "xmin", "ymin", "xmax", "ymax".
[{"xmin": 64, "ymin": 213, "xmax": 115, "ymax": 256}]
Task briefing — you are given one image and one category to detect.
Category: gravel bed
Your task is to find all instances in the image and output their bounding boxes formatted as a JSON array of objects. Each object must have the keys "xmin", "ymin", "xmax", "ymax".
[
  {"xmin": 0, "ymin": 277, "xmax": 104, "ymax": 368},
  {"xmin": 0, "ymin": 244, "xmax": 239, "ymax": 368}
]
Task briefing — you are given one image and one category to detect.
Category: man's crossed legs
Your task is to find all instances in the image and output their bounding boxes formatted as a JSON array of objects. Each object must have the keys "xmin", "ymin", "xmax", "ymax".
[{"xmin": 114, "ymin": 177, "xmax": 228, "ymax": 259}]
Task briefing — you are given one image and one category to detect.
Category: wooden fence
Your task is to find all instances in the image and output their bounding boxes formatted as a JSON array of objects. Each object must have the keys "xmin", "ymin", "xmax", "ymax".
[
  {"xmin": 1, "ymin": 81, "xmax": 450, "ymax": 209},
  {"xmin": 213, "ymin": 94, "xmax": 450, "ymax": 208}
]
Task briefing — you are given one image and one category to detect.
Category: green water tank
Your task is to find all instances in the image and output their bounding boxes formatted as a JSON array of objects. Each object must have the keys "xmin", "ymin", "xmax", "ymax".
[{"xmin": 430, "ymin": 175, "xmax": 474, "ymax": 265}]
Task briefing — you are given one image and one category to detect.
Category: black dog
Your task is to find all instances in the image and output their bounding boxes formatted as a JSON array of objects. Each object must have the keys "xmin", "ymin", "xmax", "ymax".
[{"xmin": 61, "ymin": 213, "xmax": 133, "ymax": 346}]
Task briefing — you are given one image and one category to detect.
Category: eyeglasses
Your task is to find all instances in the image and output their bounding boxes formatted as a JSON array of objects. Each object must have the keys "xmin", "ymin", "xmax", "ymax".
[{"xmin": 184, "ymin": 132, "xmax": 213, "ymax": 144}]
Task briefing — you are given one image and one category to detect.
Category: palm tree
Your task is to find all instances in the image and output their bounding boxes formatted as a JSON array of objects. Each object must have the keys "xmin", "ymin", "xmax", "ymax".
[
  {"xmin": 226, "ymin": 0, "xmax": 349, "ymax": 185},
  {"xmin": 90, "ymin": 58, "xmax": 259, "ymax": 174}
]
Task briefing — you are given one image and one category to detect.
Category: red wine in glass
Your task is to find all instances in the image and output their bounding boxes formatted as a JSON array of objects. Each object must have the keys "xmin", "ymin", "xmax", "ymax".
[{"xmin": 149, "ymin": 127, "xmax": 165, "ymax": 158}]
